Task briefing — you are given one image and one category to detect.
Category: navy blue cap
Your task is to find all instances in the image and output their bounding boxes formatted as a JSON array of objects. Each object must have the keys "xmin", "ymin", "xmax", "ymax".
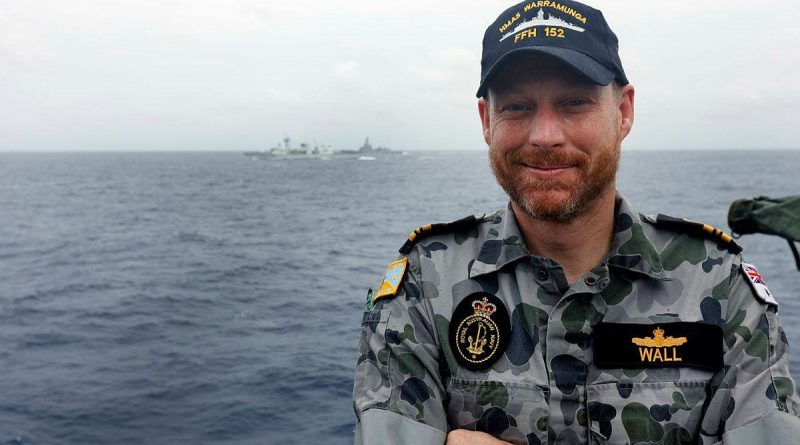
[{"xmin": 477, "ymin": 0, "xmax": 628, "ymax": 97}]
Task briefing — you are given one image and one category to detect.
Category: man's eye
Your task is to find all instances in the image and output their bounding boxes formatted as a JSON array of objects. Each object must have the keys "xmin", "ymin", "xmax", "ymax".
[
  {"xmin": 505, "ymin": 103, "xmax": 529, "ymax": 112},
  {"xmin": 564, "ymin": 98, "xmax": 589, "ymax": 107}
]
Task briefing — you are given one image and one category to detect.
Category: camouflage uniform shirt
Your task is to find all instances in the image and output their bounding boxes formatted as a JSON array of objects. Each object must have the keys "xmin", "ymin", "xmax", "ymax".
[{"xmin": 353, "ymin": 194, "xmax": 800, "ymax": 444}]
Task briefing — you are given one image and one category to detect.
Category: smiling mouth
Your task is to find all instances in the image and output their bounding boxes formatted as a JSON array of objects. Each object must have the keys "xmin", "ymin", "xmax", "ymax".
[
  {"xmin": 526, "ymin": 164, "xmax": 572, "ymax": 170},
  {"xmin": 521, "ymin": 163, "xmax": 575, "ymax": 179}
]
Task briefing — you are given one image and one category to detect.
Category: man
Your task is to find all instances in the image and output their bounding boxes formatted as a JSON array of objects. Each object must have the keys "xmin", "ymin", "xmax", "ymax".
[{"xmin": 352, "ymin": 1, "xmax": 800, "ymax": 444}]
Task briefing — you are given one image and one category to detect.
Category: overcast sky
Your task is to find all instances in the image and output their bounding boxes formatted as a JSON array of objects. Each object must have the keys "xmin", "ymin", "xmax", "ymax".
[{"xmin": 1, "ymin": 0, "xmax": 798, "ymax": 152}]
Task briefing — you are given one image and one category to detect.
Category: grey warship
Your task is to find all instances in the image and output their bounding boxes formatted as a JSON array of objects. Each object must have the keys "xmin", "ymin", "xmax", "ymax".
[{"xmin": 245, "ymin": 137, "xmax": 334, "ymax": 160}]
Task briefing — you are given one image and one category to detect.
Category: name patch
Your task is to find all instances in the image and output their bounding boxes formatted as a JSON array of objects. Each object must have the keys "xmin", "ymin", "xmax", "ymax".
[
  {"xmin": 594, "ymin": 322, "xmax": 723, "ymax": 371},
  {"xmin": 448, "ymin": 293, "xmax": 511, "ymax": 371}
]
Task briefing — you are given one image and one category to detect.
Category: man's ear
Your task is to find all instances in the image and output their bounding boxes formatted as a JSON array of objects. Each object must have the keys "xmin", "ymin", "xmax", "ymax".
[
  {"xmin": 618, "ymin": 84, "xmax": 635, "ymax": 139},
  {"xmin": 478, "ymin": 97, "xmax": 491, "ymax": 145}
]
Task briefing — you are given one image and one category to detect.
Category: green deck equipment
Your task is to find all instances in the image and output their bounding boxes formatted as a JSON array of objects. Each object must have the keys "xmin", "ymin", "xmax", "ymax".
[{"xmin": 728, "ymin": 195, "xmax": 800, "ymax": 271}]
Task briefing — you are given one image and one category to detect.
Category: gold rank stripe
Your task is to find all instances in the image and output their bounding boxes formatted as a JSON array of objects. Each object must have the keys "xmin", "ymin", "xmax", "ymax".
[
  {"xmin": 701, "ymin": 223, "xmax": 734, "ymax": 244},
  {"xmin": 682, "ymin": 217, "xmax": 735, "ymax": 245},
  {"xmin": 407, "ymin": 224, "xmax": 433, "ymax": 243}
]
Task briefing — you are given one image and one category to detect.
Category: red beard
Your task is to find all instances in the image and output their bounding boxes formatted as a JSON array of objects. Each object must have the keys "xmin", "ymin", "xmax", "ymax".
[{"xmin": 489, "ymin": 145, "xmax": 619, "ymax": 223}]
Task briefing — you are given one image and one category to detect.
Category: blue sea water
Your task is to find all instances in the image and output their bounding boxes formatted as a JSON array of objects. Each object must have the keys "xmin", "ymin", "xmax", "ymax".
[{"xmin": 0, "ymin": 150, "xmax": 798, "ymax": 444}]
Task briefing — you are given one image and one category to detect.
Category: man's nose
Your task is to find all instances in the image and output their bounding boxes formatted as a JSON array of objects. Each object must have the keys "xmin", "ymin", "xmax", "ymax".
[{"xmin": 528, "ymin": 107, "xmax": 565, "ymax": 149}]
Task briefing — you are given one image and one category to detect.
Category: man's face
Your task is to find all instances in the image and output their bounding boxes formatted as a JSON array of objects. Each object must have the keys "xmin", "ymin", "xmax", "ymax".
[{"xmin": 478, "ymin": 55, "xmax": 634, "ymax": 223}]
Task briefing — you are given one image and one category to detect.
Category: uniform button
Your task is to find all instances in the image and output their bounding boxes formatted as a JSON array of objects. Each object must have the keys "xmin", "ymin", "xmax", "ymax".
[
  {"xmin": 536, "ymin": 269, "xmax": 549, "ymax": 281},
  {"xmin": 585, "ymin": 276, "xmax": 598, "ymax": 286}
]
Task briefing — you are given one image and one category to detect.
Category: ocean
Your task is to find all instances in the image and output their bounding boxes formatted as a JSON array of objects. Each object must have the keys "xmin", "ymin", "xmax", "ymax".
[{"xmin": 0, "ymin": 150, "xmax": 798, "ymax": 444}]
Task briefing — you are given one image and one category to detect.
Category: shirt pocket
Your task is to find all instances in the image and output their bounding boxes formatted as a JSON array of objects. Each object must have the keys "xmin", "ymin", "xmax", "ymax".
[
  {"xmin": 447, "ymin": 377, "xmax": 550, "ymax": 445},
  {"xmin": 586, "ymin": 381, "xmax": 708, "ymax": 445}
]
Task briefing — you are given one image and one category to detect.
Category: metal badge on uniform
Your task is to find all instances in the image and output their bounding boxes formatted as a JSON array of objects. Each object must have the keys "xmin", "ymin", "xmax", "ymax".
[
  {"xmin": 594, "ymin": 323, "xmax": 723, "ymax": 371},
  {"xmin": 448, "ymin": 293, "xmax": 510, "ymax": 371},
  {"xmin": 373, "ymin": 258, "xmax": 408, "ymax": 302},
  {"xmin": 742, "ymin": 262, "xmax": 777, "ymax": 307}
]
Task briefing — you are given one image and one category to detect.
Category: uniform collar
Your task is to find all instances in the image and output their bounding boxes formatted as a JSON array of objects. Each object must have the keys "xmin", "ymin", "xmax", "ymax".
[
  {"xmin": 606, "ymin": 194, "xmax": 668, "ymax": 280},
  {"xmin": 468, "ymin": 203, "xmax": 531, "ymax": 278},
  {"xmin": 468, "ymin": 193, "xmax": 668, "ymax": 281}
]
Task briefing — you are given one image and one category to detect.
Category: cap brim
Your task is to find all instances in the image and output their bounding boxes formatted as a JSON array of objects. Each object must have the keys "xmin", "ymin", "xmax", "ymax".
[{"xmin": 476, "ymin": 46, "xmax": 615, "ymax": 98}]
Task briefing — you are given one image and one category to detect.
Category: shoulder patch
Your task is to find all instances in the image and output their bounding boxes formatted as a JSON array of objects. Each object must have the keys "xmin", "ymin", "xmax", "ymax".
[
  {"xmin": 741, "ymin": 262, "xmax": 777, "ymax": 307},
  {"xmin": 399, "ymin": 215, "xmax": 480, "ymax": 254},
  {"xmin": 373, "ymin": 258, "xmax": 408, "ymax": 302},
  {"xmin": 653, "ymin": 214, "xmax": 742, "ymax": 254}
]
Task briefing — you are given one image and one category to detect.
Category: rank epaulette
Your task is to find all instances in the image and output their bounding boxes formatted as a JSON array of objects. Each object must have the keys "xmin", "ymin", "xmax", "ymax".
[
  {"xmin": 399, "ymin": 215, "xmax": 479, "ymax": 254},
  {"xmin": 654, "ymin": 214, "xmax": 743, "ymax": 254}
]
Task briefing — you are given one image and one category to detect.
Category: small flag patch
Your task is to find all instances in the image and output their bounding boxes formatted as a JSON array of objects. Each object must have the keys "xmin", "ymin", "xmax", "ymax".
[
  {"xmin": 742, "ymin": 262, "xmax": 777, "ymax": 306},
  {"xmin": 374, "ymin": 258, "xmax": 408, "ymax": 302}
]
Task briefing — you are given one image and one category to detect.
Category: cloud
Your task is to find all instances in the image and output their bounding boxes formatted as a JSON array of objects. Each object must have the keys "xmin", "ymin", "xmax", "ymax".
[
  {"xmin": 332, "ymin": 60, "xmax": 361, "ymax": 79},
  {"xmin": 1, "ymin": 0, "xmax": 798, "ymax": 151},
  {"xmin": 0, "ymin": 4, "xmax": 53, "ymax": 71},
  {"xmin": 440, "ymin": 47, "xmax": 477, "ymax": 67}
]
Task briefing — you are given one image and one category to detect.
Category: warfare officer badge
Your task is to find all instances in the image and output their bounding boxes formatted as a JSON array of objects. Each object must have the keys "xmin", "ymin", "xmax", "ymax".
[{"xmin": 449, "ymin": 293, "xmax": 510, "ymax": 371}]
